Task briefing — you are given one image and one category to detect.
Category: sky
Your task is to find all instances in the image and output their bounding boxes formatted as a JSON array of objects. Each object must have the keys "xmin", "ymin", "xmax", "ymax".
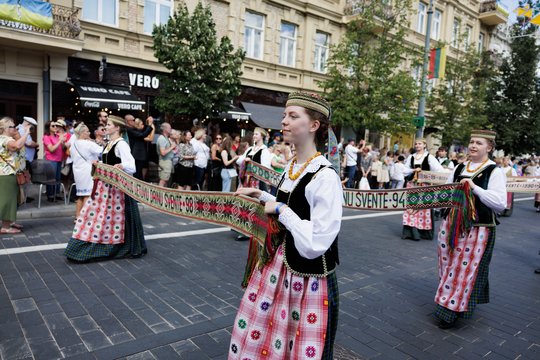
[{"xmin": 504, "ymin": 0, "xmax": 520, "ymax": 23}]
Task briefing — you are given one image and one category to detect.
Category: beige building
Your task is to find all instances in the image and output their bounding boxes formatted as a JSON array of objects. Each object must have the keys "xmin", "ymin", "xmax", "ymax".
[{"xmin": 0, "ymin": 0, "xmax": 508, "ymax": 150}]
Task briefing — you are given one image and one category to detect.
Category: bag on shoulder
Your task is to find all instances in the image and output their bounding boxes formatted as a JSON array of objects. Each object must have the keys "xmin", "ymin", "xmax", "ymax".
[{"xmin": 16, "ymin": 170, "xmax": 30, "ymax": 185}]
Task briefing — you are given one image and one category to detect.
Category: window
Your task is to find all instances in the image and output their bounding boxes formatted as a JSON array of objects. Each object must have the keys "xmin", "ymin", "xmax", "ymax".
[
  {"xmin": 417, "ymin": 2, "xmax": 426, "ymax": 34},
  {"xmin": 478, "ymin": 32, "xmax": 485, "ymax": 52},
  {"xmin": 279, "ymin": 22, "xmax": 297, "ymax": 67},
  {"xmin": 314, "ymin": 32, "xmax": 329, "ymax": 73},
  {"xmin": 432, "ymin": 10, "xmax": 442, "ymax": 40},
  {"xmin": 83, "ymin": 0, "xmax": 118, "ymax": 26},
  {"xmin": 451, "ymin": 19, "xmax": 460, "ymax": 48},
  {"xmin": 464, "ymin": 25, "xmax": 472, "ymax": 50},
  {"xmin": 412, "ymin": 65, "xmax": 422, "ymax": 87},
  {"xmin": 144, "ymin": 0, "xmax": 172, "ymax": 34},
  {"xmin": 244, "ymin": 11, "xmax": 264, "ymax": 59}
]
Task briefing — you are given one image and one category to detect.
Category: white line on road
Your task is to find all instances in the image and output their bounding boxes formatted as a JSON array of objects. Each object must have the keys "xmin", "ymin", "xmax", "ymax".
[{"xmin": 0, "ymin": 200, "xmax": 535, "ymax": 256}]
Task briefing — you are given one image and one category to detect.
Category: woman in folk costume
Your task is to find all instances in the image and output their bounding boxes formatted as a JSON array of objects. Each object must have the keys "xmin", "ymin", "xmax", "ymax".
[
  {"xmin": 230, "ymin": 92, "xmax": 342, "ymax": 359},
  {"xmin": 434, "ymin": 130, "xmax": 506, "ymax": 329},
  {"xmin": 65, "ymin": 115, "xmax": 147, "ymax": 262},
  {"xmin": 402, "ymin": 138, "xmax": 444, "ymax": 240}
]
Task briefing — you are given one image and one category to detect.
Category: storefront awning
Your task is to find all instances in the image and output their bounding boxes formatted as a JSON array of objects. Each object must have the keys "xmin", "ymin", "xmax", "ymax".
[
  {"xmin": 241, "ymin": 102, "xmax": 284, "ymax": 130},
  {"xmin": 71, "ymin": 81, "xmax": 145, "ymax": 111},
  {"xmin": 220, "ymin": 104, "xmax": 251, "ymax": 120}
]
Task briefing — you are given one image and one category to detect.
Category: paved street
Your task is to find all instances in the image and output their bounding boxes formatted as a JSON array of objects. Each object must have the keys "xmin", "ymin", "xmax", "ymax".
[{"xmin": 1, "ymin": 194, "xmax": 539, "ymax": 359}]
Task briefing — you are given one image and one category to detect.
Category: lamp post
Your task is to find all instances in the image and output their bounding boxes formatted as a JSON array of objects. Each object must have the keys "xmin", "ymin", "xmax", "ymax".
[{"xmin": 416, "ymin": 0, "xmax": 434, "ymax": 139}]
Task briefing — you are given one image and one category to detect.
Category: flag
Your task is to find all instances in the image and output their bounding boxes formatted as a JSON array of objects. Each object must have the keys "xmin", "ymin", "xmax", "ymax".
[
  {"xmin": 0, "ymin": 0, "xmax": 53, "ymax": 30},
  {"xmin": 428, "ymin": 47, "xmax": 446, "ymax": 80},
  {"xmin": 530, "ymin": 14, "xmax": 540, "ymax": 26}
]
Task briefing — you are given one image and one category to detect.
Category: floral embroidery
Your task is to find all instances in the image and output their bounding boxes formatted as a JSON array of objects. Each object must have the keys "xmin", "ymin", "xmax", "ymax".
[
  {"xmin": 292, "ymin": 281, "xmax": 303, "ymax": 292},
  {"xmin": 231, "ymin": 344, "xmax": 238, "ymax": 353},
  {"xmin": 238, "ymin": 319, "xmax": 246, "ymax": 329},
  {"xmin": 307, "ymin": 313, "xmax": 317, "ymax": 324},
  {"xmin": 306, "ymin": 346, "xmax": 316, "ymax": 358},
  {"xmin": 280, "ymin": 309, "xmax": 286, "ymax": 319},
  {"xmin": 251, "ymin": 330, "xmax": 261, "ymax": 340},
  {"xmin": 292, "ymin": 310, "xmax": 300, "ymax": 321},
  {"xmin": 270, "ymin": 274, "xmax": 277, "ymax": 284},
  {"xmin": 284, "ymin": 279, "xmax": 289, "ymax": 289},
  {"xmin": 260, "ymin": 301, "xmax": 270, "ymax": 311},
  {"xmin": 248, "ymin": 292, "xmax": 257, "ymax": 302},
  {"xmin": 311, "ymin": 281, "xmax": 319, "ymax": 292},
  {"xmin": 274, "ymin": 339, "xmax": 282, "ymax": 350}
]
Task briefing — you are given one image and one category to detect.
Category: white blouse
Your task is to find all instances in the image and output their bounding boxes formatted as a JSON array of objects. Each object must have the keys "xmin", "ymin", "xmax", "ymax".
[
  {"xmin": 403, "ymin": 152, "xmax": 444, "ymax": 176},
  {"xmin": 237, "ymin": 145, "xmax": 272, "ymax": 168},
  {"xmin": 258, "ymin": 156, "xmax": 342, "ymax": 260},
  {"xmin": 446, "ymin": 159, "xmax": 507, "ymax": 213},
  {"xmin": 103, "ymin": 139, "xmax": 136, "ymax": 175}
]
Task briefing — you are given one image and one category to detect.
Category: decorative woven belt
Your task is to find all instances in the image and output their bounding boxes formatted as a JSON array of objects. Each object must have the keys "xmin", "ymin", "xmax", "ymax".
[{"xmin": 418, "ymin": 171, "xmax": 540, "ymax": 193}]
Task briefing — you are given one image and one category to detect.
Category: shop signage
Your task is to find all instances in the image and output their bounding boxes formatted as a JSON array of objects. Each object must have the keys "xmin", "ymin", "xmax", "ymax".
[{"xmin": 129, "ymin": 73, "xmax": 160, "ymax": 89}]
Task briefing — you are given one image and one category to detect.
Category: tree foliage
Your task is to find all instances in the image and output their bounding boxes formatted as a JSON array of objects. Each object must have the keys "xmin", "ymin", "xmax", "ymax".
[
  {"xmin": 322, "ymin": 0, "xmax": 419, "ymax": 135},
  {"xmin": 152, "ymin": 1, "xmax": 245, "ymax": 119},
  {"xmin": 486, "ymin": 5, "xmax": 540, "ymax": 155},
  {"xmin": 428, "ymin": 47, "xmax": 496, "ymax": 146}
]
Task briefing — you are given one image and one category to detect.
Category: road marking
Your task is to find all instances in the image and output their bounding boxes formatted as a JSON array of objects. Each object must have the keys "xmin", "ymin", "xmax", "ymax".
[{"xmin": 0, "ymin": 201, "xmax": 535, "ymax": 256}]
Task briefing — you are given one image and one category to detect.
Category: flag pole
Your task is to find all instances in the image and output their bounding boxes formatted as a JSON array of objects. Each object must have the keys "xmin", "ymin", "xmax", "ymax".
[{"xmin": 416, "ymin": 0, "xmax": 434, "ymax": 139}]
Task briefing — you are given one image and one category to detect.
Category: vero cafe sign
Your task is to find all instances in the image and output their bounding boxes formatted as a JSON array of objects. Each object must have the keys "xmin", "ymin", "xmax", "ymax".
[{"xmin": 129, "ymin": 73, "xmax": 160, "ymax": 89}]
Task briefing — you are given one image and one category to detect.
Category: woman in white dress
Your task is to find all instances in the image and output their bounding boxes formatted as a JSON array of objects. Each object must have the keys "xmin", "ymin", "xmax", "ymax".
[{"xmin": 70, "ymin": 123, "xmax": 103, "ymax": 219}]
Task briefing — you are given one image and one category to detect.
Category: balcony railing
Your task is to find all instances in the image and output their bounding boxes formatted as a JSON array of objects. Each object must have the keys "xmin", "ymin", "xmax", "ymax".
[
  {"xmin": 0, "ymin": 4, "xmax": 81, "ymax": 39},
  {"xmin": 344, "ymin": 0, "xmax": 394, "ymax": 19},
  {"xmin": 480, "ymin": 1, "xmax": 510, "ymax": 17}
]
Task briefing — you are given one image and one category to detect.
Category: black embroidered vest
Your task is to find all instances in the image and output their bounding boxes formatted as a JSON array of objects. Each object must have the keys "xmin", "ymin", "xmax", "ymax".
[
  {"xmin": 453, "ymin": 163, "xmax": 498, "ymax": 227},
  {"xmin": 406, "ymin": 154, "xmax": 431, "ymax": 181},
  {"xmin": 276, "ymin": 165, "xmax": 339, "ymax": 277},
  {"xmin": 247, "ymin": 147, "xmax": 262, "ymax": 164},
  {"xmin": 103, "ymin": 141, "xmax": 122, "ymax": 166}
]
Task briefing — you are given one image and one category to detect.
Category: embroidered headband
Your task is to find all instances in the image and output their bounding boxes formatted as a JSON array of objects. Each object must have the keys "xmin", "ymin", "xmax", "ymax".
[
  {"xmin": 286, "ymin": 91, "xmax": 331, "ymax": 118},
  {"xmin": 471, "ymin": 129, "xmax": 496, "ymax": 141}
]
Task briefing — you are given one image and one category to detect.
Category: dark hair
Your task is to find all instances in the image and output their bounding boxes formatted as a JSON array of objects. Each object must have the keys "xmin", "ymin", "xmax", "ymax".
[
  {"xmin": 438, "ymin": 146, "xmax": 448, "ymax": 152},
  {"xmin": 398, "ymin": 155, "xmax": 405, "ymax": 161},
  {"xmin": 44, "ymin": 121, "xmax": 55, "ymax": 136},
  {"xmin": 222, "ymin": 135, "xmax": 233, "ymax": 153},
  {"xmin": 304, "ymin": 108, "xmax": 329, "ymax": 148}
]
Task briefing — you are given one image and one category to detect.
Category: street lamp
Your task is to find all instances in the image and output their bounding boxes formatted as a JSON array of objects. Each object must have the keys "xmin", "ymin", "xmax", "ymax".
[{"xmin": 416, "ymin": 0, "xmax": 434, "ymax": 138}]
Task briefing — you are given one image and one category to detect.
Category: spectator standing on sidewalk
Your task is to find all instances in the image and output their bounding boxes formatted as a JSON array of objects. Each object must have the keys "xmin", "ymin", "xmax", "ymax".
[
  {"xmin": 174, "ymin": 130, "xmax": 196, "ymax": 190},
  {"xmin": 156, "ymin": 122, "xmax": 175, "ymax": 187},
  {"xmin": 209, "ymin": 134, "xmax": 223, "ymax": 191},
  {"xmin": 190, "ymin": 129, "xmax": 210, "ymax": 190},
  {"xmin": 126, "ymin": 115, "xmax": 154, "ymax": 180},
  {"xmin": 43, "ymin": 120, "xmax": 66, "ymax": 202},
  {"xmin": 0, "ymin": 117, "xmax": 31, "ymax": 234},
  {"xmin": 343, "ymin": 138, "xmax": 364, "ymax": 188},
  {"xmin": 220, "ymin": 135, "xmax": 239, "ymax": 192}
]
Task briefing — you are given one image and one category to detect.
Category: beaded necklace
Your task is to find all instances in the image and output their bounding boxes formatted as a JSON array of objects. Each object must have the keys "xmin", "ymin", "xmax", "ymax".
[
  {"xmin": 466, "ymin": 158, "xmax": 489, "ymax": 173},
  {"xmin": 288, "ymin": 152, "xmax": 321, "ymax": 181}
]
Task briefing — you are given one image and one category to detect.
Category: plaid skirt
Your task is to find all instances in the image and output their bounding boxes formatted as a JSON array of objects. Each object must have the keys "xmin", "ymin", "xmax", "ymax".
[
  {"xmin": 229, "ymin": 245, "xmax": 339, "ymax": 359},
  {"xmin": 64, "ymin": 189, "xmax": 147, "ymax": 262},
  {"xmin": 434, "ymin": 224, "xmax": 496, "ymax": 322}
]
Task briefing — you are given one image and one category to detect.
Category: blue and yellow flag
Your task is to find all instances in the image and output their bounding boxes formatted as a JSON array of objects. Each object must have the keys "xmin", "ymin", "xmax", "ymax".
[{"xmin": 0, "ymin": 0, "xmax": 53, "ymax": 30}]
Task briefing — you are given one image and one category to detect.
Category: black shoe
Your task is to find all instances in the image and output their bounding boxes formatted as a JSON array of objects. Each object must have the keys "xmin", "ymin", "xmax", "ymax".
[
  {"xmin": 438, "ymin": 319, "xmax": 456, "ymax": 329},
  {"xmin": 55, "ymin": 196, "xmax": 64, "ymax": 201},
  {"xmin": 47, "ymin": 198, "xmax": 55, "ymax": 202},
  {"xmin": 534, "ymin": 268, "xmax": 540, "ymax": 274},
  {"xmin": 236, "ymin": 235, "xmax": 249, "ymax": 241},
  {"xmin": 26, "ymin": 197, "xmax": 34, "ymax": 203}
]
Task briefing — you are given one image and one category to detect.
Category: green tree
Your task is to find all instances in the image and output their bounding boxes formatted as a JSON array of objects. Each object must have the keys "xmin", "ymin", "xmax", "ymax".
[
  {"xmin": 486, "ymin": 3, "xmax": 540, "ymax": 155},
  {"xmin": 428, "ymin": 47, "xmax": 495, "ymax": 146},
  {"xmin": 152, "ymin": 1, "xmax": 245, "ymax": 119},
  {"xmin": 322, "ymin": 0, "xmax": 419, "ymax": 135}
]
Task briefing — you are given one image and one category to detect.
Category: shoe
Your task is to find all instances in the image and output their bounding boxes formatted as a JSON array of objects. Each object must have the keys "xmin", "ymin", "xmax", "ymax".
[
  {"xmin": 1, "ymin": 227, "xmax": 21, "ymax": 234},
  {"xmin": 236, "ymin": 235, "xmax": 249, "ymax": 241},
  {"xmin": 536, "ymin": 208, "xmax": 540, "ymax": 213},
  {"xmin": 534, "ymin": 268, "xmax": 540, "ymax": 274},
  {"xmin": 55, "ymin": 196, "xmax": 65, "ymax": 201},
  {"xmin": 10, "ymin": 223, "xmax": 23, "ymax": 230},
  {"xmin": 438, "ymin": 319, "xmax": 456, "ymax": 329},
  {"xmin": 26, "ymin": 197, "xmax": 34, "ymax": 203},
  {"xmin": 47, "ymin": 198, "xmax": 55, "ymax": 202}
]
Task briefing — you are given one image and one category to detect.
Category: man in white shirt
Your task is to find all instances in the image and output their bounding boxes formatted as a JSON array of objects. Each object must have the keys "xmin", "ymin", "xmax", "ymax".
[{"xmin": 343, "ymin": 139, "xmax": 365, "ymax": 188}]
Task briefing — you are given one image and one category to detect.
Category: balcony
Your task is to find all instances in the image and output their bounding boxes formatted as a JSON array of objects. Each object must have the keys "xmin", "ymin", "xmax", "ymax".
[
  {"xmin": 0, "ymin": 4, "xmax": 83, "ymax": 53},
  {"xmin": 479, "ymin": 1, "xmax": 509, "ymax": 26},
  {"xmin": 343, "ymin": 0, "xmax": 394, "ymax": 33}
]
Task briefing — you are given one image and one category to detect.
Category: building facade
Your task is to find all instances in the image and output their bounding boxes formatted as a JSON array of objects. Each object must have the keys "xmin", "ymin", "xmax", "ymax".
[{"xmin": 0, "ymin": 0, "xmax": 509, "ymax": 154}]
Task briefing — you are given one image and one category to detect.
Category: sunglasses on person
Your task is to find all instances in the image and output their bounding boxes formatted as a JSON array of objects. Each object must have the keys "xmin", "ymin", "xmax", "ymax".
[
  {"xmin": 8, "ymin": 125, "xmax": 16, "ymax": 128},
  {"xmin": 216, "ymin": 137, "xmax": 222, "ymax": 140},
  {"xmin": 50, "ymin": 124, "xmax": 57, "ymax": 127}
]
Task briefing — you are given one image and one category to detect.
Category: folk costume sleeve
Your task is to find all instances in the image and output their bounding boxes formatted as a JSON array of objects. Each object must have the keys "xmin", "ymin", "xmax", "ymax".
[
  {"xmin": 278, "ymin": 167, "xmax": 342, "ymax": 260},
  {"xmin": 472, "ymin": 167, "xmax": 507, "ymax": 213},
  {"xmin": 427, "ymin": 154, "xmax": 444, "ymax": 172},
  {"xmin": 114, "ymin": 140, "xmax": 136, "ymax": 175},
  {"xmin": 236, "ymin": 146, "xmax": 252, "ymax": 166},
  {"xmin": 260, "ymin": 147, "xmax": 273, "ymax": 168},
  {"xmin": 402, "ymin": 155, "xmax": 414, "ymax": 176},
  {"xmin": 258, "ymin": 191, "xmax": 276, "ymax": 203}
]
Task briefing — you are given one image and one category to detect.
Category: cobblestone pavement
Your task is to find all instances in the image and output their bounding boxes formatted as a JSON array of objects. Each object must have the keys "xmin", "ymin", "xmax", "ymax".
[{"xmin": 0, "ymin": 195, "xmax": 539, "ymax": 359}]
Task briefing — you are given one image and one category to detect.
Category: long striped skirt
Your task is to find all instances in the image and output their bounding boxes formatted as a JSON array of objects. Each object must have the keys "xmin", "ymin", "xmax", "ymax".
[
  {"xmin": 64, "ymin": 181, "xmax": 147, "ymax": 262},
  {"xmin": 229, "ymin": 245, "xmax": 338, "ymax": 359},
  {"xmin": 434, "ymin": 220, "xmax": 496, "ymax": 322}
]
